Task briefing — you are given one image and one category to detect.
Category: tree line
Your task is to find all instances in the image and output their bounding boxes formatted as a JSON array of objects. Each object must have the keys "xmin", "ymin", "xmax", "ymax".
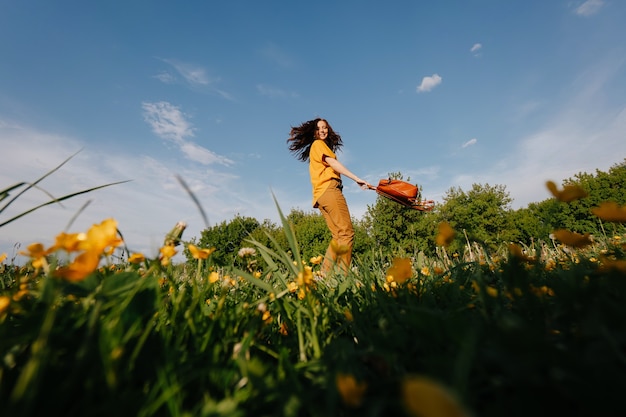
[{"xmin": 188, "ymin": 159, "xmax": 626, "ymax": 266}]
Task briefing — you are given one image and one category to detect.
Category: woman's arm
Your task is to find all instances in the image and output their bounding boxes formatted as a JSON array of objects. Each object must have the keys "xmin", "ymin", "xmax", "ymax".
[{"xmin": 325, "ymin": 156, "xmax": 373, "ymax": 189}]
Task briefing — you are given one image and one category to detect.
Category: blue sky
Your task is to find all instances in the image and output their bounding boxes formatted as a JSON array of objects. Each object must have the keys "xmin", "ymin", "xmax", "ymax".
[{"xmin": 1, "ymin": 0, "xmax": 625, "ymax": 261}]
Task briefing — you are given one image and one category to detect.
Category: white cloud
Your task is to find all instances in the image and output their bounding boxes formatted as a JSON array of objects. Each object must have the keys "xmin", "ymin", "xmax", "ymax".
[
  {"xmin": 468, "ymin": 103, "xmax": 626, "ymax": 209},
  {"xmin": 423, "ymin": 56, "xmax": 626, "ymax": 209},
  {"xmin": 462, "ymin": 138, "xmax": 477, "ymax": 148},
  {"xmin": 153, "ymin": 71, "xmax": 176, "ymax": 84},
  {"xmin": 156, "ymin": 58, "xmax": 235, "ymax": 101},
  {"xmin": 575, "ymin": 0, "xmax": 604, "ymax": 16},
  {"xmin": 0, "ymin": 121, "xmax": 282, "ymax": 264},
  {"xmin": 160, "ymin": 58, "xmax": 215, "ymax": 86},
  {"xmin": 180, "ymin": 141, "xmax": 233, "ymax": 166},
  {"xmin": 417, "ymin": 74, "xmax": 442, "ymax": 93},
  {"xmin": 142, "ymin": 101, "xmax": 195, "ymax": 143},
  {"xmin": 470, "ymin": 43, "xmax": 482, "ymax": 55},
  {"xmin": 142, "ymin": 101, "xmax": 232, "ymax": 167}
]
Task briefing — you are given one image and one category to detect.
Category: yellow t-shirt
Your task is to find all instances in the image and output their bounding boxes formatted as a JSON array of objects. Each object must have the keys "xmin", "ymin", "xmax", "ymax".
[{"xmin": 309, "ymin": 139, "xmax": 340, "ymax": 207}]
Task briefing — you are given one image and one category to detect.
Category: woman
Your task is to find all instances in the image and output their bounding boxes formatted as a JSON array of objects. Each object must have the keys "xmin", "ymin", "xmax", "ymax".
[{"xmin": 287, "ymin": 118, "xmax": 372, "ymax": 276}]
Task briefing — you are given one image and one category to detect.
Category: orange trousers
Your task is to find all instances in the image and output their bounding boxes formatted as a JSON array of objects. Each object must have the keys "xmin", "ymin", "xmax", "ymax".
[{"xmin": 316, "ymin": 180, "xmax": 355, "ymax": 275}]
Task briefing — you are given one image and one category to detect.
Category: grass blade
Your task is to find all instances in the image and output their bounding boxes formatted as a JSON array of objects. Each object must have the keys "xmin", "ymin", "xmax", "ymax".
[
  {"xmin": 0, "ymin": 180, "xmax": 131, "ymax": 228},
  {"xmin": 0, "ymin": 182, "xmax": 26, "ymax": 204},
  {"xmin": 0, "ymin": 149, "xmax": 82, "ymax": 214},
  {"xmin": 175, "ymin": 174, "xmax": 210, "ymax": 229}
]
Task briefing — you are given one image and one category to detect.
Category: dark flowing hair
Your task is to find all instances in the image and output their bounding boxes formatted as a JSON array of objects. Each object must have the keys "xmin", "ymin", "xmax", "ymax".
[{"xmin": 287, "ymin": 118, "xmax": 343, "ymax": 162}]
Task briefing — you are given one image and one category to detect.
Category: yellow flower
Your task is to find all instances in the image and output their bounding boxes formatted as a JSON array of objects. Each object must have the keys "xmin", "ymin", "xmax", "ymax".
[
  {"xmin": 508, "ymin": 243, "xmax": 535, "ymax": 263},
  {"xmin": 330, "ymin": 239, "xmax": 350, "ymax": 256},
  {"xmin": 0, "ymin": 253, "xmax": 6, "ymax": 263},
  {"xmin": 436, "ymin": 222, "xmax": 455, "ymax": 247},
  {"xmin": 402, "ymin": 375, "xmax": 468, "ymax": 417},
  {"xmin": 297, "ymin": 266, "xmax": 314, "ymax": 287},
  {"xmin": 80, "ymin": 218, "xmax": 122, "ymax": 255},
  {"xmin": 336, "ymin": 373, "xmax": 367, "ymax": 408},
  {"xmin": 421, "ymin": 266, "xmax": 430, "ymax": 276},
  {"xmin": 530, "ymin": 285, "xmax": 555, "ymax": 297},
  {"xmin": 20, "ymin": 243, "xmax": 49, "ymax": 270},
  {"xmin": 54, "ymin": 251, "xmax": 101, "ymax": 282},
  {"xmin": 598, "ymin": 256, "xmax": 626, "ymax": 274},
  {"xmin": 188, "ymin": 244, "xmax": 216, "ymax": 260},
  {"xmin": 486, "ymin": 286, "xmax": 498, "ymax": 298},
  {"xmin": 546, "ymin": 180, "xmax": 587, "ymax": 202},
  {"xmin": 0, "ymin": 296, "xmax": 10, "ymax": 314},
  {"xmin": 51, "ymin": 232, "xmax": 85, "ymax": 253},
  {"xmin": 208, "ymin": 271, "xmax": 220, "ymax": 283},
  {"xmin": 552, "ymin": 229, "xmax": 593, "ymax": 248},
  {"xmin": 159, "ymin": 245, "xmax": 178, "ymax": 266},
  {"xmin": 591, "ymin": 201, "xmax": 626, "ymax": 223},
  {"xmin": 26, "ymin": 219, "xmax": 125, "ymax": 281},
  {"xmin": 386, "ymin": 258, "xmax": 412, "ymax": 284},
  {"xmin": 262, "ymin": 310, "xmax": 272, "ymax": 324},
  {"xmin": 505, "ymin": 287, "xmax": 524, "ymax": 299},
  {"xmin": 287, "ymin": 281, "xmax": 298, "ymax": 293},
  {"xmin": 343, "ymin": 309, "xmax": 353, "ymax": 322},
  {"xmin": 128, "ymin": 253, "xmax": 145, "ymax": 264},
  {"xmin": 310, "ymin": 255, "xmax": 323, "ymax": 265}
]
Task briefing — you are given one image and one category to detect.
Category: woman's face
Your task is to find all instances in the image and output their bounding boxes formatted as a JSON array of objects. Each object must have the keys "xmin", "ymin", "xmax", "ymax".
[{"xmin": 316, "ymin": 120, "xmax": 329, "ymax": 140}]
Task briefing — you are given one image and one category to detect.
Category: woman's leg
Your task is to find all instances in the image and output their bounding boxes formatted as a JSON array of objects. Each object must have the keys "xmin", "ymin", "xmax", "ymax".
[{"xmin": 317, "ymin": 183, "xmax": 355, "ymax": 275}]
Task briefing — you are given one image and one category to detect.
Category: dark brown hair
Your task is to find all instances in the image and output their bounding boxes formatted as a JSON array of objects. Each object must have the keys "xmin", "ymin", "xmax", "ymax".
[{"xmin": 287, "ymin": 118, "xmax": 343, "ymax": 162}]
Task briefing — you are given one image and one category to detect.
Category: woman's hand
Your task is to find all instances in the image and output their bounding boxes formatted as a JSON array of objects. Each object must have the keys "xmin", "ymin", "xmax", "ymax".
[{"xmin": 356, "ymin": 178, "xmax": 374, "ymax": 190}]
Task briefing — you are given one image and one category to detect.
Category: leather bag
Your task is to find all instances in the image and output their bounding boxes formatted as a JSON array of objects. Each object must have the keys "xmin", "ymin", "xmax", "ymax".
[{"xmin": 375, "ymin": 179, "xmax": 434, "ymax": 211}]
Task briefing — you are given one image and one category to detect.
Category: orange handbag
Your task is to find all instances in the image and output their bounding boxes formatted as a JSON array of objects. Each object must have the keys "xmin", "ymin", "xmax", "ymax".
[{"xmin": 374, "ymin": 179, "xmax": 434, "ymax": 211}]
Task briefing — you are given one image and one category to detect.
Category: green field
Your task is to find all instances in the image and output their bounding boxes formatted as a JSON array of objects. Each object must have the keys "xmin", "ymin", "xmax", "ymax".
[
  {"xmin": 2, "ymin": 164, "xmax": 626, "ymax": 417},
  {"xmin": 2, "ymin": 202, "xmax": 626, "ymax": 417}
]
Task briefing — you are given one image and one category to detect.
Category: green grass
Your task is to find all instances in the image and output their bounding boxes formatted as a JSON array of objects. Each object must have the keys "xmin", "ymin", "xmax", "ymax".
[
  {"xmin": 2, "ymin": 213, "xmax": 626, "ymax": 417},
  {"xmin": 2, "ymin": 164, "xmax": 626, "ymax": 416}
]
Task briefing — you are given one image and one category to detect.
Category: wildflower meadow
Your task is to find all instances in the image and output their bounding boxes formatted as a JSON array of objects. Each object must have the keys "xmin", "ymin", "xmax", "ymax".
[{"xmin": 1, "ymin": 166, "xmax": 626, "ymax": 417}]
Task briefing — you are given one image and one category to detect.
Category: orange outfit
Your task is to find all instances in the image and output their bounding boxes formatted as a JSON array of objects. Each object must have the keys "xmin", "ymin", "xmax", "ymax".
[
  {"xmin": 309, "ymin": 139, "xmax": 355, "ymax": 274},
  {"xmin": 309, "ymin": 139, "xmax": 340, "ymax": 207}
]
